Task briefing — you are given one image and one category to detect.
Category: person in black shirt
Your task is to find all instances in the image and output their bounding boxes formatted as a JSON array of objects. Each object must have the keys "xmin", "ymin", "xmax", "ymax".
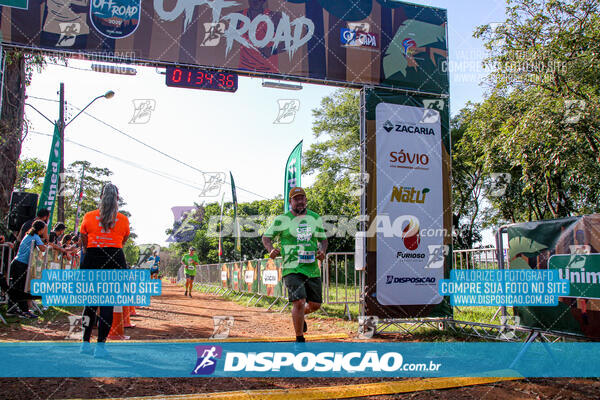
[{"xmin": 17, "ymin": 209, "xmax": 51, "ymax": 247}]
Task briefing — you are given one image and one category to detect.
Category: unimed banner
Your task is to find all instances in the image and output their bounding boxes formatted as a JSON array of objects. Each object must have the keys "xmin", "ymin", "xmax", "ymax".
[
  {"xmin": 0, "ymin": 0, "xmax": 448, "ymax": 92},
  {"xmin": 507, "ymin": 214, "xmax": 600, "ymax": 339},
  {"xmin": 375, "ymin": 103, "xmax": 444, "ymax": 305}
]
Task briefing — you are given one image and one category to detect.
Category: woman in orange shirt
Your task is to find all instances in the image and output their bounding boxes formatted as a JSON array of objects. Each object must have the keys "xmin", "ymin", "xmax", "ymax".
[{"xmin": 79, "ymin": 183, "xmax": 130, "ymax": 357}]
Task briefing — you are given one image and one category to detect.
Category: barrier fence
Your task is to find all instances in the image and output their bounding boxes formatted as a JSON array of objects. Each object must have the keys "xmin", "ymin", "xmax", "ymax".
[
  {"xmin": 184, "ymin": 253, "xmax": 361, "ymax": 317},
  {"xmin": 181, "ymin": 258, "xmax": 290, "ymax": 311},
  {"xmin": 452, "ymin": 248, "xmax": 501, "ymax": 270},
  {"xmin": 0, "ymin": 240, "xmax": 580, "ymax": 343}
]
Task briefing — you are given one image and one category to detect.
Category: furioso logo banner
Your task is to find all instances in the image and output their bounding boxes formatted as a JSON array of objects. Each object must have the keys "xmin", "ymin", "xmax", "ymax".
[
  {"xmin": 2, "ymin": 0, "xmax": 448, "ymax": 93},
  {"xmin": 375, "ymin": 103, "xmax": 444, "ymax": 306}
]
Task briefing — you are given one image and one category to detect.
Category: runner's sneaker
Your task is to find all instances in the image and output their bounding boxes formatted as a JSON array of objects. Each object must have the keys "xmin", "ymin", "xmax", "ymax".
[
  {"xmin": 21, "ymin": 311, "xmax": 39, "ymax": 319},
  {"xmin": 189, "ymin": 292, "xmax": 192, "ymax": 298},
  {"xmin": 185, "ymin": 291, "xmax": 188, "ymax": 296}
]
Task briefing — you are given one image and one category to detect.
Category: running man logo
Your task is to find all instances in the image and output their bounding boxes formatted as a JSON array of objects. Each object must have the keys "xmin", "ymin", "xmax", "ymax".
[
  {"xmin": 274, "ymin": 99, "xmax": 300, "ymax": 124},
  {"xmin": 425, "ymin": 245, "xmax": 448, "ymax": 269},
  {"xmin": 564, "ymin": 100, "xmax": 586, "ymax": 124},
  {"xmin": 201, "ymin": 22, "xmax": 226, "ymax": 46},
  {"xmin": 357, "ymin": 315, "xmax": 378, "ymax": 339},
  {"xmin": 65, "ymin": 315, "xmax": 90, "ymax": 340},
  {"xmin": 199, "ymin": 172, "xmax": 226, "ymax": 197},
  {"xmin": 192, "ymin": 345, "xmax": 223, "ymax": 375},
  {"xmin": 349, "ymin": 172, "xmax": 370, "ymax": 197},
  {"xmin": 210, "ymin": 316, "xmax": 234, "ymax": 339},
  {"xmin": 58, "ymin": 23, "xmax": 81, "ymax": 47},
  {"xmin": 129, "ymin": 99, "xmax": 156, "ymax": 124},
  {"xmin": 566, "ymin": 245, "xmax": 592, "ymax": 269},
  {"xmin": 421, "ymin": 99, "xmax": 444, "ymax": 124},
  {"xmin": 489, "ymin": 173, "xmax": 512, "ymax": 197},
  {"xmin": 497, "ymin": 316, "xmax": 521, "ymax": 341}
]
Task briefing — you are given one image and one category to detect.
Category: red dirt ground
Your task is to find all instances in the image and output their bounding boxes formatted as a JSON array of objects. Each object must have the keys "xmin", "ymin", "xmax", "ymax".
[{"xmin": 0, "ymin": 282, "xmax": 598, "ymax": 399}]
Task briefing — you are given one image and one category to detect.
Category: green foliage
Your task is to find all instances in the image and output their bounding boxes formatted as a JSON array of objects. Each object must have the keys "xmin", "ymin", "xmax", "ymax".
[
  {"xmin": 123, "ymin": 239, "xmax": 140, "ymax": 266},
  {"xmin": 464, "ymin": 0, "xmax": 600, "ymax": 224},
  {"xmin": 451, "ymin": 107, "xmax": 485, "ymax": 249},
  {"xmin": 304, "ymin": 89, "xmax": 361, "ymax": 185},
  {"xmin": 167, "ymin": 89, "xmax": 363, "ymax": 262},
  {"xmin": 14, "ymin": 157, "xmax": 46, "ymax": 193}
]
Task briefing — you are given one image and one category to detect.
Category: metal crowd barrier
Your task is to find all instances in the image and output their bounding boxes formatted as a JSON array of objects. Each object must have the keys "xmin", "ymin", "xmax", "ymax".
[
  {"xmin": 324, "ymin": 252, "xmax": 360, "ymax": 319},
  {"xmin": 0, "ymin": 243, "xmax": 14, "ymax": 324},
  {"xmin": 452, "ymin": 247, "xmax": 500, "ymax": 270},
  {"xmin": 189, "ymin": 253, "xmax": 360, "ymax": 318},
  {"xmin": 188, "ymin": 258, "xmax": 294, "ymax": 311}
]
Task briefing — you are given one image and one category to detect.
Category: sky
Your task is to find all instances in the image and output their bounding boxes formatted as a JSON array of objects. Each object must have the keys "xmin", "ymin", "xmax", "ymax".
[{"xmin": 20, "ymin": 0, "xmax": 507, "ymax": 246}]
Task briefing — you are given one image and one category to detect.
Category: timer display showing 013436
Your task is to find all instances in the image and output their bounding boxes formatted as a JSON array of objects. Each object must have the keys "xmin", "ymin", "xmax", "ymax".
[{"xmin": 165, "ymin": 67, "xmax": 238, "ymax": 93}]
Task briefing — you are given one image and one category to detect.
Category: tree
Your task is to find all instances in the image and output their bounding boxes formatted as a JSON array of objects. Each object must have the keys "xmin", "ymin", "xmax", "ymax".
[
  {"xmin": 14, "ymin": 157, "xmax": 46, "ymax": 193},
  {"xmin": 0, "ymin": 51, "xmax": 47, "ymax": 218},
  {"xmin": 451, "ymin": 106, "xmax": 485, "ymax": 249},
  {"xmin": 304, "ymin": 88, "xmax": 361, "ymax": 185},
  {"xmin": 459, "ymin": 0, "xmax": 600, "ymax": 226},
  {"xmin": 475, "ymin": 0, "xmax": 600, "ymax": 165}
]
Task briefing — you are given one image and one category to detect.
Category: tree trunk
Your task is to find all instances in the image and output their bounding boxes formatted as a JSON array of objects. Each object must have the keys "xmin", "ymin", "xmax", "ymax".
[{"xmin": 0, "ymin": 51, "xmax": 26, "ymax": 219}]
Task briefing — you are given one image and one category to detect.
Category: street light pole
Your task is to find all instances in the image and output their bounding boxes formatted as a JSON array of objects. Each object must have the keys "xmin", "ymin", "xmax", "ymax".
[
  {"xmin": 55, "ymin": 85, "xmax": 114, "ymax": 223},
  {"xmin": 58, "ymin": 82, "xmax": 65, "ymax": 223}
]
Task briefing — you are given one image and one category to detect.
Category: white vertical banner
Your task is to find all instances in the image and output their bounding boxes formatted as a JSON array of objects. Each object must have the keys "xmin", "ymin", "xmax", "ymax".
[{"xmin": 375, "ymin": 103, "xmax": 444, "ymax": 305}]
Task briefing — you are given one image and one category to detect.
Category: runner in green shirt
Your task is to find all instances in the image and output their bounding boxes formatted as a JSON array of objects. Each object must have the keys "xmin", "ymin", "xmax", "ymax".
[
  {"xmin": 262, "ymin": 187, "xmax": 328, "ymax": 342},
  {"xmin": 181, "ymin": 247, "xmax": 200, "ymax": 297}
]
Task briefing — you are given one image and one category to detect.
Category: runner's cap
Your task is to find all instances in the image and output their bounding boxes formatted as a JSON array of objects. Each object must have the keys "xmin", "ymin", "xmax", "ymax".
[
  {"xmin": 289, "ymin": 187, "xmax": 306, "ymax": 200},
  {"xmin": 189, "ymin": 247, "xmax": 195, "ymax": 251}
]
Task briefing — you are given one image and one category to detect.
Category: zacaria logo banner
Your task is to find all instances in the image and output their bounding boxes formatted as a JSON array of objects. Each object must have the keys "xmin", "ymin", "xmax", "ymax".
[{"xmin": 375, "ymin": 103, "xmax": 444, "ymax": 306}]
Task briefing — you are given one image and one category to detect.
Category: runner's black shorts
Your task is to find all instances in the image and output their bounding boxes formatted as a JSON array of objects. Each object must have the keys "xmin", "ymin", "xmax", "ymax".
[
  {"xmin": 185, "ymin": 273, "xmax": 195, "ymax": 280},
  {"xmin": 283, "ymin": 273, "xmax": 322, "ymax": 303}
]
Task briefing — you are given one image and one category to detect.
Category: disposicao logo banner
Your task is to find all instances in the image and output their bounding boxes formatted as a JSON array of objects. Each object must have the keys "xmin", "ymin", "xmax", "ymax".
[{"xmin": 4, "ymin": 342, "xmax": 600, "ymax": 377}]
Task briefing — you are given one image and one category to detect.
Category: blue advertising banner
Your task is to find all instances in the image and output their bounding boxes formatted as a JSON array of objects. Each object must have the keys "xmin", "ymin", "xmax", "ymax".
[{"xmin": 2, "ymin": 342, "xmax": 600, "ymax": 378}]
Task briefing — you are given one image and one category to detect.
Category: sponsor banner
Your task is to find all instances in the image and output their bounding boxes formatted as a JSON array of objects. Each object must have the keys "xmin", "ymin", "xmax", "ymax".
[
  {"xmin": 375, "ymin": 103, "xmax": 444, "ymax": 305},
  {"xmin": 30, "ymin": 269, "xmax": 160, "ymax": 306},
  {"xmin": 262, "ymin": 269, "xmax": 278, "ymax": 285},
  {"xmin": 244, "ymin": 270, "xmax": 254, "ymax": 284},
  {"xmin": 1, "ymin": 1, "xmax": 448, "ymax": 93},
  {"xmin": 0, "ymin": 0, "xmax": 27, "ymax": 9},
  {"xmin": 549, "ymin": 254, "xmax": 600, "ymax": 299},
  {"xmin": 507, "ymin": 214, "xmax": 600, "ymax": 338},
  {"xmin": 284, "ymin": 140, "xmax": 302, "ymax": 213},
  {"xmin": 439, "ymin": 269, "xmax": 569, "ymax": 307},
  {"xmin": 4, "ymin": 342, "xmax": 600, "ymax": 377},
  {"xmin": 90, "ymin": 0, "xmax": 141, "ymax": 39},
  {"xmin": 37, "ymin": 124, "xmax": 62, "ymax": 221}
]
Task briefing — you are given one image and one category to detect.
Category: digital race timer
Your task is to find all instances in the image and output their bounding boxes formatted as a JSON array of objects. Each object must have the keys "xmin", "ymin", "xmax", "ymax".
[{"xmin": 165, "ymin": 67, "xmax": 238, "ymax": 93}]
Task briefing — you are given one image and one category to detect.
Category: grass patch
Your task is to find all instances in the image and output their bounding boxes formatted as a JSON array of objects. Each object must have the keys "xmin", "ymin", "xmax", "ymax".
[{"xmin": 0, "ymin": 303, "xmax": 79, "ymax": 328}]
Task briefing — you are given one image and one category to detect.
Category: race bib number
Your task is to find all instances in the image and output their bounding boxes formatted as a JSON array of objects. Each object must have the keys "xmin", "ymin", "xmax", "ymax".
[{"xmin": 298, "ymin": 250, "xmax": 315, "ymax": 263}]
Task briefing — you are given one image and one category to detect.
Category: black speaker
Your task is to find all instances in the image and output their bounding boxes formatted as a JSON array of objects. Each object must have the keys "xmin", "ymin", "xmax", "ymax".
[{"xmin": 8, "ymin": 192, "xmax": 39, "ymax": 232}]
